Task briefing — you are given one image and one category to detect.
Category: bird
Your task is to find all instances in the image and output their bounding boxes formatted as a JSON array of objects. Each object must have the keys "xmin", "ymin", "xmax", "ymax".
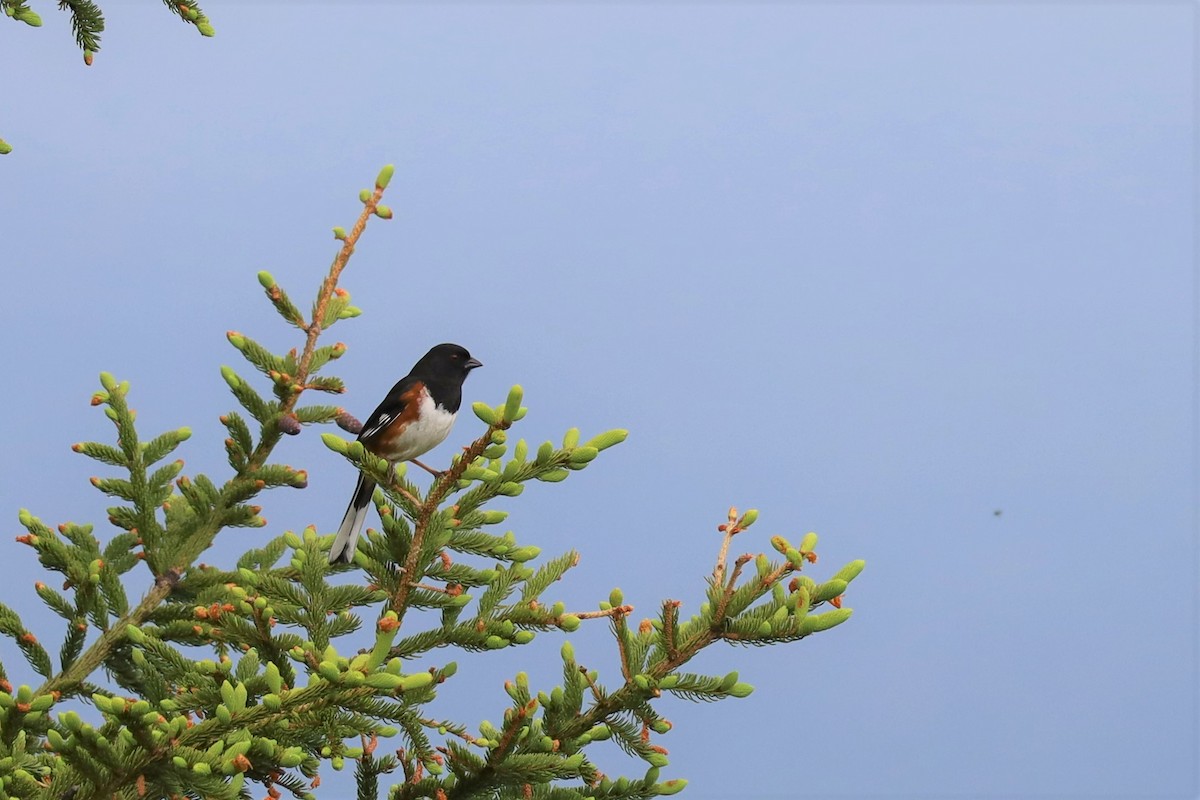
[{"xmin": 328, "ymin": 343, "xmax": 482, "ymax": 564}]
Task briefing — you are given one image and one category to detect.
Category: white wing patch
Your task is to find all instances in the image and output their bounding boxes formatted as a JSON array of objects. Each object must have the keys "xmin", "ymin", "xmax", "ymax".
[
  {"xmin": 367, "ymin": 388, "xmax": 456, "ymax": 463},
  {"xmin": 359, "ymin": 411, "xmax": 395, "ymax": 440}
]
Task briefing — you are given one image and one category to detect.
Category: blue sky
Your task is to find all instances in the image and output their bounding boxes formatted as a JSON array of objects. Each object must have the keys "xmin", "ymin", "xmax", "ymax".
[{"xmin": 2, "ymin": 3, "xmax": 1195, "ymax": 798}]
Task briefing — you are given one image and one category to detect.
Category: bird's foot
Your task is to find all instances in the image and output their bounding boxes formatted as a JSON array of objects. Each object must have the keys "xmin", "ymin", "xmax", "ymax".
[{"xmin": 411, "ymin": 458, "xmax": 445, "ymax": 480}]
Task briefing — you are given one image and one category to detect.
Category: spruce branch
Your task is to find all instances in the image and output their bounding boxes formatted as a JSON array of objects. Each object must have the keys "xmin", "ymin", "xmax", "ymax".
[
  {"xmin": 7, "ymin": 168, "xmax": 401, "ymax": 800},
  {"xmin": 570, "ymin": 606, "xmax": 633, "ymax": 621},
  {"xmin": 4, "ymin": 165, "xmax": 863, "ymax": 800},
  {"xmin": 388, "ymin": 421, "xmax": 503, "ymax": 619},
  {"xmin": 56, "ymin": 0, "xmax": 103, "ymax": 53}
]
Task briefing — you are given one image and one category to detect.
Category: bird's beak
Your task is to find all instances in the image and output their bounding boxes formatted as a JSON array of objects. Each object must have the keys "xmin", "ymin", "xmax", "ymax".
[{"xmin": 465, "ymin": 358, "xmax": 483, "ymax": 371}]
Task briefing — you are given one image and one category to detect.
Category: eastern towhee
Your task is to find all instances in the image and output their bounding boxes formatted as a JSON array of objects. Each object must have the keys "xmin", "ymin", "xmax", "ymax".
[{"xmin": 328, "ymin": 343, "xmax": 482, "ymax": 564}]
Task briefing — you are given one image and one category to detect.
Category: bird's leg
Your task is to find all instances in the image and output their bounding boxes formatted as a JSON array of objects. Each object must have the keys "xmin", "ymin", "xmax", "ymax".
[
  {"xmin": 384, "ymin": 462, "xmax": 421, "ymax": 506},
  {"xmin": 410, "ymin": 458, "xmax": 444, "ymax": 479}
]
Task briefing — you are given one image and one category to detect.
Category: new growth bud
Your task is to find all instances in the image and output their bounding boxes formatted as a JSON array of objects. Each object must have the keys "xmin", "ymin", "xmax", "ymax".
[{"xmin": 376, "ymin": 164, "xmax": 395, "ymax": 189}]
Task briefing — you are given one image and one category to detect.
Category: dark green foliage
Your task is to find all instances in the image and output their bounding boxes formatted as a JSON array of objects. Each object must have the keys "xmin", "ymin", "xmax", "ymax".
[
  {"xmin": 3, "ymin": 0, "xmax": 211, "ymax": 56},
  {"xmin": 56, "ymin": 0, "xmax": 103, "ymax": 55}
]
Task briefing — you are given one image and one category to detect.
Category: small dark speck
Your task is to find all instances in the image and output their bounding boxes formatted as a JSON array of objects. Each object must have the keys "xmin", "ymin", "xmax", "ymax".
[{"xmin": 993, "ymin": 509, "xmax": 1003, "ymax": 517}]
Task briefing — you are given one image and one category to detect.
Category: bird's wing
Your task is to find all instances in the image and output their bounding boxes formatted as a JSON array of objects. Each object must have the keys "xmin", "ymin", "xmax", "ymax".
[{"xmin": 357, "ymin": 378, "xmax": 425, "ymax": 443}]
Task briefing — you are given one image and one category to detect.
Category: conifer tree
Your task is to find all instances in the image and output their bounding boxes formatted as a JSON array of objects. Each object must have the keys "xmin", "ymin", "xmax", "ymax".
[{"xmin": 2, "ymin": 166, "xmax": 865, "ymax": 799}]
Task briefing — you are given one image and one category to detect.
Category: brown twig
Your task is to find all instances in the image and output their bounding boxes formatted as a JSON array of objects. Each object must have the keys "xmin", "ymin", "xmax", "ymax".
[
  {"xmin": 713, "ymin": 553, "xmax": 753, "ymax": 622},
  {"xmin": 711, "ymin": 506, "xmax": 740, "ymax": 585},
  {"xmin": 761, "ymin": 561, "xmax": 795, "ymax": 589},
  {"xmin": 570, "ymin": 605, "xmax": 633, "ymax": 620},
  {"xmin": 388, "ymin": 423, "xmax": 501, "ymax": 618},
  {"xmin": 611, "ymin": 609, "xmax": 634, "ymax": 683},
  {"xmin": 578, "ymin": 665, "xmax": 604, "ymax": 701},
  {"xmin": 418, "ymin": 717, "xmax": 479, "ymax": 744},
  {"xmin": 485, "ymin": 700, "xmax": 536, "ymax": 767},
  {"xmin": 661, "ymin": 600, "xmax": 680, "ymax": 659},
  {"xmin": 410, "ymin": 582, "xmax": 458, "ymax": 596}
]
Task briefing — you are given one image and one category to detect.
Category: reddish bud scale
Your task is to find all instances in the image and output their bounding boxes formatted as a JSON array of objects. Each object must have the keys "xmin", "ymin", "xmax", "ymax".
[
  {"xmin": 21, "ymin": 633, "xmax": 37, "ymax": 644},
  {"xmin": 335, "ymin": 409, "xmax": 363, "ymax": 434},
  {"xmin": 830, "ymin": 595, "xmax": 843, "ymax": 608}
]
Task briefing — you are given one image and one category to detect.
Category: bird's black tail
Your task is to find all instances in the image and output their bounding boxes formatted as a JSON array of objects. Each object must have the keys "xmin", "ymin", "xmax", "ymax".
[{"xmin": 328, "ymin": 473, "xmax": 377, "ymax": 564}]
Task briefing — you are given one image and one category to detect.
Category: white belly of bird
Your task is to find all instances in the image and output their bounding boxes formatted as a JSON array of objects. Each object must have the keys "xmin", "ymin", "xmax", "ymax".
[{"xmin": 392, "ymin": 393, "xmax": 456, "ymax": 462}]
